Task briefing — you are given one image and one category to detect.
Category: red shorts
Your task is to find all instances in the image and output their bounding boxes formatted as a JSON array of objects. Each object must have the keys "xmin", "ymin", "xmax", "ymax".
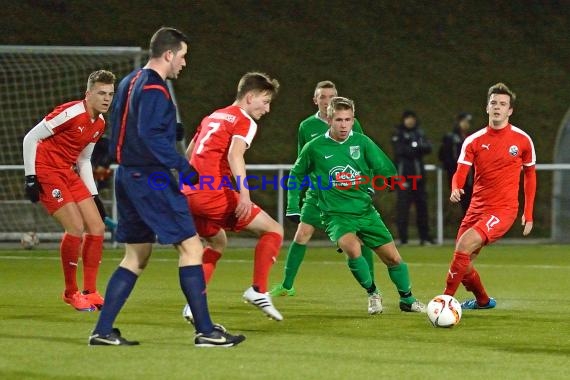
[
  {"xmin": 36, "ymin": 167, "xmax": 92, "ymax": 215},
  {"xmin": 457, "ymin": 209, "xmax": 518, "ymax": 245},
  {"xmin": 185, "ymin": 189, "xmax": 262, "ymax": 238}
]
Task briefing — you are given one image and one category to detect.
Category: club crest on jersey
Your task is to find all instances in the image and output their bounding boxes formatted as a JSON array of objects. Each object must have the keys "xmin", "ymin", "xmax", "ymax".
[
  {"xmin": 349, "ymin": 146, "xmax": 361, "ymax": 159},
  {"xmin": 52, "ymin": 189, "xmax": 63, "ymax": 202},
  {"xmin": 509, "ymin": 145, "xmax": 519, "ymax": 156},
  {"xmin": 329, "ymin": 164, "xmax": 361, "ymax": 188}
]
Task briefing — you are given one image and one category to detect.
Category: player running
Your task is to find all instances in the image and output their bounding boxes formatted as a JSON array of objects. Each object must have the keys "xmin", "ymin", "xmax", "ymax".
[
  {"xmin": 181, "ymin": 72, "xmax": 284, "ymax": 321},
  {"xmin": 269, "ymin": 81, "xmax": 378, "ymax": 313},
  {"xmin": 443, "ymin": 83, "xmax": 536, "ymax": 310},
  {"xmin": 22, "ymin": 70, "xmax": 116, "ymax": 312},
  {"xmin": 89, "ymin": 27, "xmax": 244, "ymax": 347},
  {"xmin": 287, "ymin": 96, "xmax": 426, "ymax": 314}
]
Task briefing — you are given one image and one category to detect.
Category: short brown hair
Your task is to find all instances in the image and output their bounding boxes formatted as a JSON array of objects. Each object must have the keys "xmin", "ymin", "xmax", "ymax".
[
  {"xmin": 149, "ymin": 27, "xmax": 189, "ymax": 58},
  {"xmin": 236, "ymin": 72, "xmax": 280, "ymax": 100},
  {"xmin": 326, "ymin": 96, "xmax": 355, "ymax": 119},
  {"xmin": 487, "ymin": 82, "xmax": 516, "ymax": 107},
  {"xmin": 314, "ymin": 80, "xmax": 336, "ymax": 97},
  {"xmin": 87, "ymin": 70, "xmax": 115, "ymax": 90}
]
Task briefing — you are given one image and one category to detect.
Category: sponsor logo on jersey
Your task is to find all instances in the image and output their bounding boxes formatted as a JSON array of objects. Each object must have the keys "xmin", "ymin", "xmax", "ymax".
[
  {"xmin": 509, "ymin": 145, "xmax": 519, "ymax": 156},
  {"xmin": 329, "ymin": 164, "xmax": 361, "ymax": 188},
  {"xmin": 481, "ymin": 143, "xmax": 490, "ymax": 150},
  {"xmin": 310, "ymin": 133, "xmax": 318, "ymax": 138},
  {"xmin": 325, "ymin": 154, "xmax": 333, "ymax": 159},
  {"xmin": 77, "ymin": 126, "xmax": 85, "ymax": 133},
  {"xmin": 349, "ymin": 146, "xmax": 361, "ymax": 159},
  {"xmin": 93, "ymin": 131, "xmax": 100, "ymax": 139}
]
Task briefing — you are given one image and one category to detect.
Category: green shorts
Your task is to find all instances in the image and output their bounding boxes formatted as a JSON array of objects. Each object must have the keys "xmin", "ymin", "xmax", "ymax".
[
  {"xmin": 300, "ymin": 201, "xmax": 325, "ymax": 230},
  {"xmin": 322, "ymin": 206, "xmax": 393, "ymax": 248}
]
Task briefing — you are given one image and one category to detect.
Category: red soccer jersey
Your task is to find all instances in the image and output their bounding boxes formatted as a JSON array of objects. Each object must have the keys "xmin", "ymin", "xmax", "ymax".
[
  {"xmin": 184, "ymin": 105, "xmax": 257, "ymax": 191},
  {"xmin": 35, "ymin": 100, "xmax": 105, "ymax": 171},
  {"xmin": 457, "ymin": 124, "xmax": 535, "ymax": 212}
]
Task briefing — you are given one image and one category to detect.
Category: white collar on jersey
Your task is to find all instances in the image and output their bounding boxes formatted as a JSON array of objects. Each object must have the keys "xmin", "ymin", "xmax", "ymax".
[
  {"xmin": 315, "ymin": 111, "xmax": 328, "ymax": 123},
  {"xmin": 325, "ymin": 130, "xmax": 353, "ymax": 144}
]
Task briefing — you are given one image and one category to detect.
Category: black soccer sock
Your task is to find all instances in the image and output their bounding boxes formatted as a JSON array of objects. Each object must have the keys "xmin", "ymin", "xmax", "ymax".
[
  {"xmin": 179, "ymin": 265, "xmax": 214, "ymax": 335},
  {"xmin": 93, "ymin": 266, "xmax": 138, "ymax": 336}
]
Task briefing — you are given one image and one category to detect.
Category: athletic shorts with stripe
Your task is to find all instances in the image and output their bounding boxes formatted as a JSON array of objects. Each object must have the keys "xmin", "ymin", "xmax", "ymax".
[{"xmin": 115, "ymin": 166, "xmax": 197, "ymax": 244}]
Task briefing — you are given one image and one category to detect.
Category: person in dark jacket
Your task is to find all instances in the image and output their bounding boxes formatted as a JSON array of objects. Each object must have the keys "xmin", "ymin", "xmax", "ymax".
[
  {"xmin": 438, "ymin": 112, "xmax": 473, "ymax": 215},
  {"xmin": 391, "ymin": 110, "xmax": 434, "ymax": 245}
]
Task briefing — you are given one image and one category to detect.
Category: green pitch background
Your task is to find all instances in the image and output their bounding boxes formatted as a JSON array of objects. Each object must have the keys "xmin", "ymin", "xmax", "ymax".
[{"xmin": 0, "ymin": 244, "xmax": 568, "ymax": 379}]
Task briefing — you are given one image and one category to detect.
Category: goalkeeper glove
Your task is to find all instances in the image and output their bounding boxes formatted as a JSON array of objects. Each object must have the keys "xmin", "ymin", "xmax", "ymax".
[
  {"xmin": 103, "ymin": 216, "xmax": 117, "ymax": 230},
  {"xmin": 24, "ymin": 175, "xmax": 42, "ymax": 203}
]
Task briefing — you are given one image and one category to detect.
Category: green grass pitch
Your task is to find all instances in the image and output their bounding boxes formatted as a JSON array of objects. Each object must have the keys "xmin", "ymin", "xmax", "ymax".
[{"xmin": 1, "ymin": 244, "xmax": 568, "ymax": 379}]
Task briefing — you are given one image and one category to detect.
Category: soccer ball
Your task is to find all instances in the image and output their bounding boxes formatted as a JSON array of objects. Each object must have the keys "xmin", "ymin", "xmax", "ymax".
[
  {"xmin": 20, "ymin": 232, "xmax": 40, "ymax": 250},
  {"xmin": 427, "ymin": 295, "xmax": 462, "ymax": 328}
]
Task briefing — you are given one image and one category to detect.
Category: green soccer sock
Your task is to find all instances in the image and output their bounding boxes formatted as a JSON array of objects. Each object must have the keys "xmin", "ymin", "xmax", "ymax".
[
  {"xmin": 347, "ymin": 255, "xmax": 373, "ymax": 291},
  {"xmin": 361, "ymin": 245, "xmax": 375, "ymax": 281},
  {"xmin": 282, "ymin": 242, "xmax": 307, "ymax": 290},
  {"xmin": 387, "ymin": 262, "xmax": 415, "ymax": 303}
]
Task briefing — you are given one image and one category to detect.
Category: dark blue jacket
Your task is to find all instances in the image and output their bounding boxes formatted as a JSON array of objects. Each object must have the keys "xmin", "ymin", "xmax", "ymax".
[{"xmin": 108, "ymin": 68, "xmax": 191, "ymax": 173}]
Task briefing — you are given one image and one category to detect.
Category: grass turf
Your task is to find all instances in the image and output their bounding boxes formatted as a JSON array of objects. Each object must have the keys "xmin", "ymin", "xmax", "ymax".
[{"xmin": 0, "ymin": 244, "xmax": 568, "ymax": 379}]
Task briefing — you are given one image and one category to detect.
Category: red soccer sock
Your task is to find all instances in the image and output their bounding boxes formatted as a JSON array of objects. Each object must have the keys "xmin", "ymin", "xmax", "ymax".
[
  {"xmin": 462, "ymin": 268, "xmax": 490, "ymax": 306},
  {"xmin": 444, "ymin": 251, "xmax": 471, "ymax": 296},
  {"xmin": 202, "ymin": 247, "xmax": 222, "ymax": 284},
  {"xmin": 253, "ymin": 232, "xmax": 283, "ymax": 293},
  {"xmin": 81, "ymin": 234, "xmax": 104, "ymax": 293},
  {"xmin": 60, "ymin": 233, "xmax": 82, "ymax": 297}
]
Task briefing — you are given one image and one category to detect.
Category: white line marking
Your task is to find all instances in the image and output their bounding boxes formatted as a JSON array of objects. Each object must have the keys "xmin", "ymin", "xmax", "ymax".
[{"xmin": 0, "ymin": 255, "xmax": 567, "ymax": 269}]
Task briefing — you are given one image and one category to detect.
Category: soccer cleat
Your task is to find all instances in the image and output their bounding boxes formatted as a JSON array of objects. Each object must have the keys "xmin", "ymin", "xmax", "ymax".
[
  {"xmin": 82, "ymin": 290, "xmax": 104, "ymax": 310},
  {"xmin": 182, "ymin": 304, "xmax": 227, "ymax": 333},
  {"xmin": 88, "ymin": 328, "xmax": 139, "ymax": 346},
  {"xmin": 269, "ymin": 283, "xmax": 296, "ymax": 297},
  {"xmin": 400, "ymin": 300, "xmax": 427, "ymax": 313},
  {"xmin": 194, "ymin": 328, "xmax": 246, "ymax": 348},
  {"xmin": 242, "ymin": 287, "xmax": 283, "ymax": 321},
  {"xmin": 461, "ymin": 297, "xmax": 496, "ymax": 310},
  {"xmin": 62, "ymin": 291, "xmax": 96, "ymax": 312},
  {"xmin": 368, "ymin": 293, "xmax": 383, "ymax": 315}
]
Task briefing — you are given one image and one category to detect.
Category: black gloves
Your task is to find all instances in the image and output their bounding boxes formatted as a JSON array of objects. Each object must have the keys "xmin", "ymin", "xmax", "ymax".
[
  {"xmin": 176, "ymin": 123, "xmax": 185, "ymax": 141},
  {"xmin": 286, "ymin": 214, "xmax": 301, "ymax": 224},
  {"xmin": 24, "ymin": 175, "xmax": 42, "ymax": 203},
  {"xmin": 180, "ymin": 164, "xmax": 200, "ymax": 186}
]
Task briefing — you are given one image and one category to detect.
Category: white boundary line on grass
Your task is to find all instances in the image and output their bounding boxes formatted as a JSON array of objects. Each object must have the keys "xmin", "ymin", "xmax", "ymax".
[{"xmin": 0, "ymin": 255, "xmax": 568, "ymax": 269}]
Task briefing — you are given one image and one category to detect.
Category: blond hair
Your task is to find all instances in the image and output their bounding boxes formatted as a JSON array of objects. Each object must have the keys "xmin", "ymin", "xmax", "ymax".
[
  {"xmin": 87, "ymin": 70, "xmax": 115, "ymax": 90},
  {"xmin": 326, "ymin": 96, "xmax": 355, "ymax": 119}
]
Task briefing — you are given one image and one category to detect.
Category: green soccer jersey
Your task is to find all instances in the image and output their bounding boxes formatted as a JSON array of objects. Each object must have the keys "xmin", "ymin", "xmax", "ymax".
[
  {"xmin": 287, "ymin": 130, "xmax": 397, "ymax": 216},
  {"xmin": 297, "ymin": 113, "xmax": 364, "ymax": 205}
]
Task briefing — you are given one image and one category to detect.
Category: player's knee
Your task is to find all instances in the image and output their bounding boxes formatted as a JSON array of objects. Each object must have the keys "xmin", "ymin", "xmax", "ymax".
[
  {"xmin": 267, "ymin": 220, "xmax": 284, "ymax": 237},
  {"xmin": 65, "ymin": 223, "xmax": 84, "ymax": 236},
  {"xmin": 85, "ymin": 219, "xmax": 105, "ymax": 236},
  {"xmin": 137, "ymin": 258, "xmax": 150, "ymax": 270},
  {"xmin": 293, "ymin": 223, "xmax": 314, "ymax": 244}
]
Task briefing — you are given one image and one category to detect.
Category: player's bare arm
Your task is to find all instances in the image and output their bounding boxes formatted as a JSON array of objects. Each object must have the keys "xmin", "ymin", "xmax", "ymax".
[{"xmin": 228, "ymin": 137, "xmax": 252, "ymax": 220}]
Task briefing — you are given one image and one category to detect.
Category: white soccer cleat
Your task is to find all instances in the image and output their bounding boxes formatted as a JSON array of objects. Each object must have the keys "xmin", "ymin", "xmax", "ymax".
[
  {"xmin": 242, "ymin": 287, "xmax": 283, "ymax": 321},
  {"xmin": 368, "ymin": 293, "xmax": 383, "ymax": 315},
  {"xmin": 182, "ymin": 303, "xmax": 194, "ymax": 324}
]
